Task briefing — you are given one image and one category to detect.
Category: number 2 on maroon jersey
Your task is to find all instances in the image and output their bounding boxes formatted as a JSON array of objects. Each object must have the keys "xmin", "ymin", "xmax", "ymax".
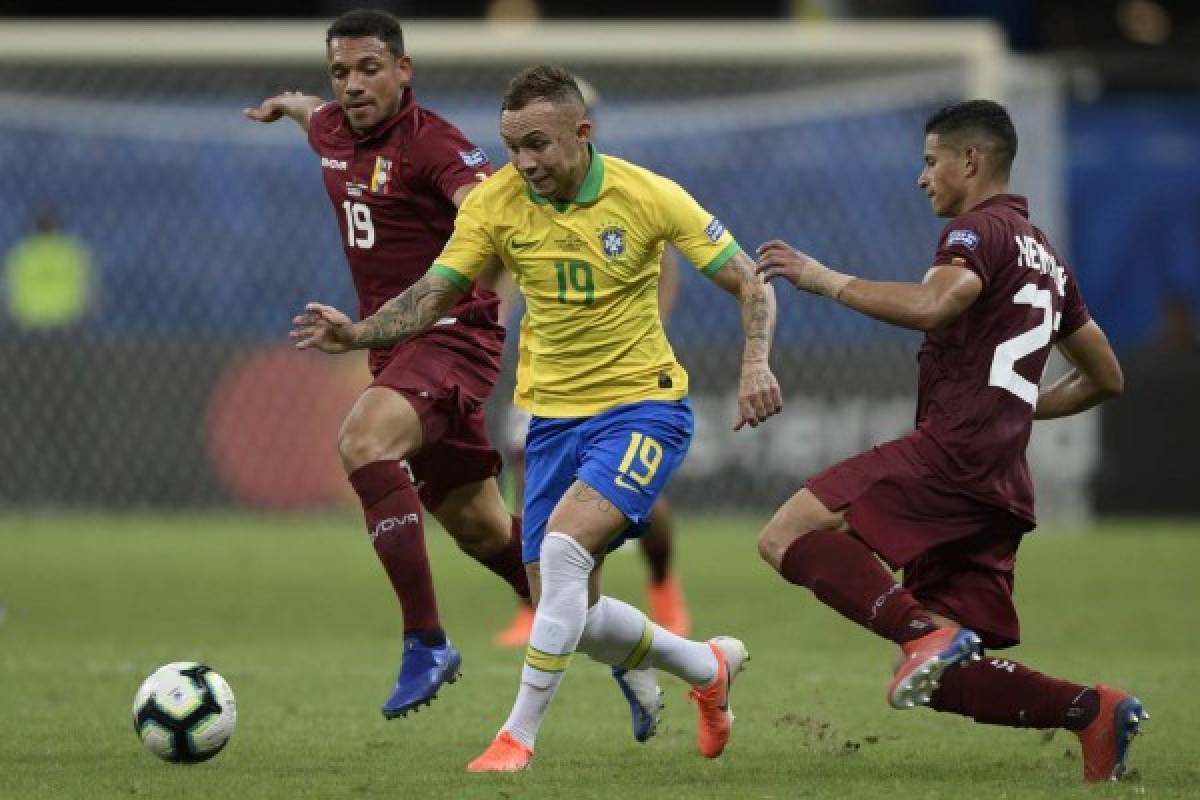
[{"xmin": 988, "ymin": 283, "xmax": 1062, "ymax": 406}]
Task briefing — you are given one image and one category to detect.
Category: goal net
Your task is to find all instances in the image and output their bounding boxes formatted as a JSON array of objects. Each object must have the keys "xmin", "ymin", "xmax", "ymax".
[{"xmin": 0, "ymin": 20, "xmax": 1089, "ymax": 518}]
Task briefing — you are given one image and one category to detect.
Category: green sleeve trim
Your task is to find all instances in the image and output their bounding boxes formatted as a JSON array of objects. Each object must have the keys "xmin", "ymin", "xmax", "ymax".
[
  {"xmin": 701, "ymin": 239, "xmax": 742, "ymax": 277},
  {"xmin": 431, "ymin": 263, "xmax": 472, "ymax": 292}
]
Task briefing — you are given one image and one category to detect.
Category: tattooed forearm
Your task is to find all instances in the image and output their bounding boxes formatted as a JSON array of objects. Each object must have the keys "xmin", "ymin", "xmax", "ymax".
[
  {"xmin": 352, "ymin": 272, "xmax": 463, "ymax": 349},
  {"xmin": 712, "ymin": 251, "xmax": 776, "ymax": 365},
  {"xmin": 740, "ymin": 279, "xmax": 775, "ymax": 364},
  {"xmin": 723, "ymin": 253, "xmax": 775, "ymax": 364}
]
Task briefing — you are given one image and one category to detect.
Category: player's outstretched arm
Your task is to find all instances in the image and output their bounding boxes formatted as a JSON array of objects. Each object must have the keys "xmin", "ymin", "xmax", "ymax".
[
  {"xmin": 290, "ymin": 271, "xmax": 464, "ymax": 353},
  {"xmin": 756, "ymin": 239, "xmax": 982, "ymax": 332},
  {"xmin": 1034, "ymin": 320, "xmax": 1124, "ymax": 419},
  {"xmin": 243, "ymin": 92, "xmax": 324, "ymax": 132},
  {"xmin": 710, "ymin": 251, "xmax": 783, "ymax": 430}
]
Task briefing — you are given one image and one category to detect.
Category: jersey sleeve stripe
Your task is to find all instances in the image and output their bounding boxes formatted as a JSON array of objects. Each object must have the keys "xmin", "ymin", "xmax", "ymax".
[
  {"xmin": 430, "ymin": 263, "xmax": 472, "ymax": 291},
  {"xmin": 701, "ymin": 239, "xmax": 742, "ymax": 277}
]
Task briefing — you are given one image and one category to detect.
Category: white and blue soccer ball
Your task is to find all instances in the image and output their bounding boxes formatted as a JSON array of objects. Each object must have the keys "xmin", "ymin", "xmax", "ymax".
[{"xmin": 132, "ymin": 662, "xmax": 236, "ymax": 763}]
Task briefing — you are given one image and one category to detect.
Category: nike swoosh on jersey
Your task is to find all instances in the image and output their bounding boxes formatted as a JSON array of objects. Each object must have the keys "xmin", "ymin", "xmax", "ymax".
[
  {"xmin": 614, "ymin": 476, "xmax": 640, "ymax": 491},
  {"xmin": 510, "ymin": 239, "xmax": 536, "ymax": 250}
]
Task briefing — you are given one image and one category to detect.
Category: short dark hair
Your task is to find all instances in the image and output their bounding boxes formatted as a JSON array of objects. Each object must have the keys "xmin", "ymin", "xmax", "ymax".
[
  {"xmin": 326, "ymin": 9, "xmax": 404, "ymax": 58},
  {"xmin": 502, "ymin": 65, "xmax": 586, "ymax": 112},
  {"xmin": 924, "ymin": 99, "xmax": 1018, "ymax": 177}
]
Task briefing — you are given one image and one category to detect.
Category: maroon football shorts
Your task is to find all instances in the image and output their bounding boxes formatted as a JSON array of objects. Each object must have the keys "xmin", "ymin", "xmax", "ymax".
[
  {"xmin": 370, "ymin": 328, "xmax": 503, "ymax": 512},
  {"xmin": 807, "ymin": 433, "xmax": 1032, "ymax": 648}
]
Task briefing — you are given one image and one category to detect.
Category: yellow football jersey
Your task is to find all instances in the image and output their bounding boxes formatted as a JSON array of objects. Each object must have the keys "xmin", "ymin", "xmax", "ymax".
[{"xmin": 432, "ymin": 145, "xmax": 740, "ymax": 417}]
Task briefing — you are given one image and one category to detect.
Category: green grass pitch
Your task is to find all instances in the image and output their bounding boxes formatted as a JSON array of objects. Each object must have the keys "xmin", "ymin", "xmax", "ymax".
[{"xmin": 1, "ymin": 514, "xmax": 1198, "ymax": 799}]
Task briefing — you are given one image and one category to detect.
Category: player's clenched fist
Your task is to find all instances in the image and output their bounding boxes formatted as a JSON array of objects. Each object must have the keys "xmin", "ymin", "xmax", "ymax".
[
  {"xmin": 734, "ymin": 363, "xmax": 783, "ymax": 431},
  {"xmin": 756, "ymin": 240, "xmax": 851, "ymax": 299},
  {"xmin": 290, "ymin": 302, "xmax": 357, "ymax": 353}
]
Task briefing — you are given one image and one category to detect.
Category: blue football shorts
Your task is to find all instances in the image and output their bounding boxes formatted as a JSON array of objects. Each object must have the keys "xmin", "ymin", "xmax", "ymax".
[{"xmin": 520, "ymin": 398, "xmax": 694, "ymax": 563}]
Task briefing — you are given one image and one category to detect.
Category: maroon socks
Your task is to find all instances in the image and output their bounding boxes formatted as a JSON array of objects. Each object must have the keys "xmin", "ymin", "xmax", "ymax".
[
  {"xmin": 779, "ymin": 530, "xmax": 1100, "ymax": 733},
  {"xmin": 931, "ymin": 657, "xmax": 1099, "ymax": 730},
  {"xmin": 349, "ymin": 460, "xmax": 441, "ymax": 636},
  {"xmin": 779, "ymin": 530, "xmax": 934, "ymax": 644},
  {"xmin": 352, "ymin": 464, "xmax": 532, "ymax": 629}
]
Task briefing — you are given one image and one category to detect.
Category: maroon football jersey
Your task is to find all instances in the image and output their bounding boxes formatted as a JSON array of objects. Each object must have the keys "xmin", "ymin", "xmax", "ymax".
[
  {"xmin": 307, "ymin": 89, "xmax": 502, "ymax": 374},
  {"xmin": 911, "ymin": 194, "xmax": 1091, "ymax": 524}
]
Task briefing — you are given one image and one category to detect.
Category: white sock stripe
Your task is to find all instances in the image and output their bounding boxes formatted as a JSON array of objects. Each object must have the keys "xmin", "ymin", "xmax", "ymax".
[
  {"xmin": 620, "ymin": 615, "xmax": 655, "ymax": 670},
  {"xmin": 575, "ymin": 595, "xmax": 713, "ymax": 685},
  {"xmin": 578, "ymin": 595, "xmax": 648, "ymax": 667}
]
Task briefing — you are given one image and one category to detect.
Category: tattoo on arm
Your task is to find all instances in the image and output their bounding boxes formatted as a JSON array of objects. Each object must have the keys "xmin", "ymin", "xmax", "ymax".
[
  {"xmin": 353, "ymin": 272, "xmax": 464, "ymax": 349},
  {"xmin": 729, "ymin": 256, "xmax": 775, "ymax": 364}
]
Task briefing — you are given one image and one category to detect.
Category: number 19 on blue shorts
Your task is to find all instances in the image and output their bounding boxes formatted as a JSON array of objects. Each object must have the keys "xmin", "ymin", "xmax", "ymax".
[{"xmin": 521, "ymin": 399, "xmax": 694, "ymax": 563}]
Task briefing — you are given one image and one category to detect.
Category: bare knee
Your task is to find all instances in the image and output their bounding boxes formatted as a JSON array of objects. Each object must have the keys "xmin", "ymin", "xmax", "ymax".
[
  {"xmin": 337, "ymin": 388, "xmax": 423, "ymax": 474},
  {"xmin": 757, "ymin": 520, "xmax": 802, "ymax": 572},
  {"xmin": 337, "ymin": 422, "xmax": 393, "ymax": 474},
  {"xmin": 757, "ymin": 489, "xmax": 843, "ymax": 572}
]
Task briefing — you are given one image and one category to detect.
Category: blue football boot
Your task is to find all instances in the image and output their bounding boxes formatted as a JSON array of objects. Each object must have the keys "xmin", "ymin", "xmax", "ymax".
[
  {"xmin": 381, "ymin": 635, "xmax": 462, "ymax": 719},
  {"xmin": 612, "ymin": 666, "xmax": 664, "ymax": 742}
]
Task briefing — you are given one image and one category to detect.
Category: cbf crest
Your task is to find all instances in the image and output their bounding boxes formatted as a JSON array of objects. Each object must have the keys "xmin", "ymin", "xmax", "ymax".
[{"xmin": 599, "ymin": 226, "xmax": 626, "ymax": 259}]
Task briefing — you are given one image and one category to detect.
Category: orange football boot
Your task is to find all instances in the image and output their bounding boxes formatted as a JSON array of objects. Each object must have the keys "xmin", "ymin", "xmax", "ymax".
[
  {"xmin": 888, "ymin": 627, "xmax": 982, "ymax": 709},
  {"xmin": 493, "ymin": 605, "xmax": 535, "ymax": 649},
  {"xmin": 466, "ymin": 731, "xmax": 533, "ymax": 773},
  {"xmin": 687, "ymin": 637, "xmax": 748, "ymax": 758},
  {"xmin": 647, "ymin": 576, "xmax": 691, "ymax": 637},
  {"xmin": 1075, "ymin": 685, "xmax": 1148, "ymax": 783}
]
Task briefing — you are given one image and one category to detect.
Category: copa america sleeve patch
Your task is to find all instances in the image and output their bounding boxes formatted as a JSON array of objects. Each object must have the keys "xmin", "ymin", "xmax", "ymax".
[
  {"xmin": 459, "ymin": 148, "xmax": 489, "ymax": 168},
  {"xmin": 705, "ymin": 218, "xmax": 726, "ymax": 242},
  {"xmin": 945, "ymin": 229, "xmax": 980, "ymax": 250}
]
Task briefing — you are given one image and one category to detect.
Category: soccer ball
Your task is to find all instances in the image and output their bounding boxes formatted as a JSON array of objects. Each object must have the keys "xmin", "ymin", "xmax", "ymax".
[{"xmin": 132, "ymin": 662, "xmax": 236, "ymax": 763}]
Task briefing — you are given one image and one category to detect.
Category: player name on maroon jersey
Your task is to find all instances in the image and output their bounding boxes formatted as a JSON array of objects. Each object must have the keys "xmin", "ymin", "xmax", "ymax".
[{"xmin": 1014, "ymin": 233, "xmax": 1067, "ymax": 297}]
